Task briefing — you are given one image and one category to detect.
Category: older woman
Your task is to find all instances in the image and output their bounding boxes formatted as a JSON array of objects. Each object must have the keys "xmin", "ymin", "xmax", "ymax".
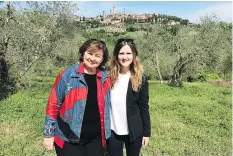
[{"xmin": 43, "ymin": 39, "xmax": 111, "ymax": 156}]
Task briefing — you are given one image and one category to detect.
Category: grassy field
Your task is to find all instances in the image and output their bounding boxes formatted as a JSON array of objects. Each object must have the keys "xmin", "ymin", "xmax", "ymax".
[{"xmin": 0, "ymin": 74, "xmax": 231, "ymax": 156}]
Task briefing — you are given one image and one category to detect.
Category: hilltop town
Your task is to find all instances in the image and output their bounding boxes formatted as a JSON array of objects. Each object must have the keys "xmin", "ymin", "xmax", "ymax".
[{"xmin": 75, "ymin": 6, "xmax": 190, "ymax": 28}]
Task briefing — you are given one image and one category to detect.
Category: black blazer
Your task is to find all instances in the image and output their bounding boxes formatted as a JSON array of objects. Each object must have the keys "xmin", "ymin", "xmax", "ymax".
[{"xmin": 126, "ymin": 74, "xmax": 151, "ymax": 142}]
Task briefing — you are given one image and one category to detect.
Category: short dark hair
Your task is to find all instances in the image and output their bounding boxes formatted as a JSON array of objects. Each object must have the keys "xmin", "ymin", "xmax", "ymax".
[{"xmin": 79, "ymin": 39, "xmax": 109, "ymax": 67}]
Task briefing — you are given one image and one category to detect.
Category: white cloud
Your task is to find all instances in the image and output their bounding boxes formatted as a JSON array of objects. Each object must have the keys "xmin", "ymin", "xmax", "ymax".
[{"xmin": 185, "ymin": 2, "xmax": 232, "ymax": 23}]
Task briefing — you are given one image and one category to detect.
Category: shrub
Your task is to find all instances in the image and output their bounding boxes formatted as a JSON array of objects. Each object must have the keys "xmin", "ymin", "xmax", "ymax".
[{"xmin": 197, "ymin": 72, "xmax": 220, "ymax": 82}]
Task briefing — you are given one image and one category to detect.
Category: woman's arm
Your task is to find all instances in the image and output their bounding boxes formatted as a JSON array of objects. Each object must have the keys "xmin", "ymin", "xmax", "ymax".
[
  {"xmin": 43, "ymin": 71, "xmax": 66, "ymax": 150},
  {"xmin": 138, "ymin": 74, "xmax": 151, "ymax": 137}
]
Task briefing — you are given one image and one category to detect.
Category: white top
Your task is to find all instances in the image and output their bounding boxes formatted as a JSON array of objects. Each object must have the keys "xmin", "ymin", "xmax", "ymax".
[{"xmin": 110, "ymin": 72, "xmax": 131, "ymax": 135}]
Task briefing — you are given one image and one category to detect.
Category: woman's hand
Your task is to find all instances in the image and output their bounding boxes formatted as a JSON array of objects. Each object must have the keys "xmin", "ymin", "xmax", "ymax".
[
  {"xmin": 142, "ymin": 137, "xmax": 149, "ymax": 147},
  {"xmin": 43, "ymin": 137, "xmax": 54, "ymax": 150}
]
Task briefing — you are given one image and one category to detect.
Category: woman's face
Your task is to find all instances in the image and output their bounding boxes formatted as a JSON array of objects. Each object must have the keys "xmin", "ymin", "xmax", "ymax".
[
  {"xmin": 83, "ymin": 49, "xmax": 104, "ymax": 69},
  {"xmin": 118, "ymin": 45, "xmax": 133, "ymax": 69}
]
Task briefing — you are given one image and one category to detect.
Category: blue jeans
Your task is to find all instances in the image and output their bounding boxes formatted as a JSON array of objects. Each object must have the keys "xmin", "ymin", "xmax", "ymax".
[{"xmin": 107, "ymin": 130, "xmax": 142, "ymax": 156}]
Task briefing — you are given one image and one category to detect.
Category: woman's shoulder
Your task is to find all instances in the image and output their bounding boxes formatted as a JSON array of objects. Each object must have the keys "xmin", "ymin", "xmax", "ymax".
[
  {"xmin": 65, "ymin": 63, "xmax": 79, "ymax": 73},
  {"xmin": 141, "ymin": 73, "xmax": 148, "ymax": 82},
  {"xmin": 56, "ymin": 63, "xmax": 80, "ymax": 78},
  {"xmin": 99, "ymin": 66, "xmax": 109, "ymax": 75}
]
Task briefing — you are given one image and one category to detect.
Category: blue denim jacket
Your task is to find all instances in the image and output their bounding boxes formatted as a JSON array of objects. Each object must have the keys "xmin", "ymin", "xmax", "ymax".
[{"xmin": 43, "ymin": 63, "xmax": 111, "ymax": 143}]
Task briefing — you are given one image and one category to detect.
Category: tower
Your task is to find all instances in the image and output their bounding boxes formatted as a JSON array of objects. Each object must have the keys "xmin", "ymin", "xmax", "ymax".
[
  {"xmin": 113, "ymin": 6, "xmax": 116, "ymax": 15},
  {"xmin": 103, "ymin": 10, "xmax": 105, "ymax": 18}
]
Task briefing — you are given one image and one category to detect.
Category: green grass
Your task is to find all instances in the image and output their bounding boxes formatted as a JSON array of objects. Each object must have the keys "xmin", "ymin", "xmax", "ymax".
[
  {"xmin": 143, "ymin": 81, "xmax": 232, "ymax": 156},
  {"xmin": 121, "ymin": 31, "xmax": 146, "ymax": 39},
  {"xmin": 0, "ymin": 78, "xmax": 231, "ymax": 156}
]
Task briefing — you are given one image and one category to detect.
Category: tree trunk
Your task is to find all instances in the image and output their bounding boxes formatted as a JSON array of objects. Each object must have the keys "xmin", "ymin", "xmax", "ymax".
[
  {"xmin": 168, "ymin": 72, "xmax": 183, "ymax": 88},
  {"xmin": 155, "ymin": 51, "xmax": 163, "ymax": 84},
  {"xmin": 0, "ymin": 1, "xmax": 11, "ymax": 100},
  {"xmin": 168, "ymin": 56, "xmax": 190, "ymax": 88},
  {"xmin": 0, "ymin": 57, "xmax": 9, "ymax": 100},
  {"xmin": 151, "ymin": 51, "xmax": 163, "ymax": 84}
]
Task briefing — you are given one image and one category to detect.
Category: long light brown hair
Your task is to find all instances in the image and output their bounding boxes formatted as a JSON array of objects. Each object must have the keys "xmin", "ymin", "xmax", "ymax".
[{"xmin": 109, "ymin": 39, "xmax": 144, "ymax": 92}]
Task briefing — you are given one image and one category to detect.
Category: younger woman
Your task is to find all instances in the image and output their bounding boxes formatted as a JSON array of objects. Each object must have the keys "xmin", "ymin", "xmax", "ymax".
[{"xmin": 107, "ymin": 38, "xmax": 151, "ymax": 156}]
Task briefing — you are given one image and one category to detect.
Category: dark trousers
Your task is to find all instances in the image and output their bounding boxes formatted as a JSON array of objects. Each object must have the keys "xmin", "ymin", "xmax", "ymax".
[
  {"xmin": 107, "ymin": 131, "xmax": 142, "ymax": 156},
  {"xmin": 55, "ymin": 137, "xmax": 103, "ymax": 156}
]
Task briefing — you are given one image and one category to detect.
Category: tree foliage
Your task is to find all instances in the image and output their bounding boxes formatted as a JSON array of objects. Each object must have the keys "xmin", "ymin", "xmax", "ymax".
[
  {"xmin": 0, "ymin": 2, "xmax": 231, "ymax": 99},
  {"xmin": 0, "ymin": 2, "xmax": 81, "ymax": 95}
]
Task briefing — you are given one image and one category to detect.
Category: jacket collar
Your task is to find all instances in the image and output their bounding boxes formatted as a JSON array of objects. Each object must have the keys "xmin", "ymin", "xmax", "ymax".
[{"xmin": 71, "ymin": 62, "xmax": 108, "ymax": 80}]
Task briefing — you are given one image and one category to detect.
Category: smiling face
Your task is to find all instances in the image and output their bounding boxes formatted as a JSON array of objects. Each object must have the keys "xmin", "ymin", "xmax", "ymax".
[
  {"xmin": 117, "ymin": 45, "xmax": 134, "ymax": 71},
  {"xmin": 83, "ymin": 49, "xmax": 104, "ymax": 70}
]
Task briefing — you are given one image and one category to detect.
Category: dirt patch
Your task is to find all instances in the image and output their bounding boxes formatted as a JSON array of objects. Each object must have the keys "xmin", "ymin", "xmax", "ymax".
[{"xmin": 208, "ymin": 80, "xmax": 232, "ymax": 86}]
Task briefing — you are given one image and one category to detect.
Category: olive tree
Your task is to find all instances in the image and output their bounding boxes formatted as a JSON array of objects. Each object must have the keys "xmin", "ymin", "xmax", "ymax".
[
  {"xmin": 168, "ymin": 14, "xmax": 231, "ymax": 87},
  {"xmin": 0, "ymin": 1, "xmax": 79, "ymax": 90},
  {"xmin": 137, "ymin": 25, "xmax": 174, "ymax": 83}
]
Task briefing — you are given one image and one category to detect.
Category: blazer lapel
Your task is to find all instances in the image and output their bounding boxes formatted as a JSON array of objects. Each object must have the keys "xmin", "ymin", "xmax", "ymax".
[{"xmin": 126, "ymin": 80, "xmax": 133, "ymax": 107}]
